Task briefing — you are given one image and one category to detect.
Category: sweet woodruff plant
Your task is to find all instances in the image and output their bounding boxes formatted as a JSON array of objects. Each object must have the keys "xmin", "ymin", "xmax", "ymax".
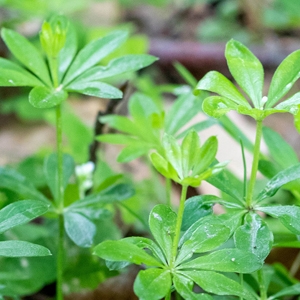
[{"xmin": 1, "ymin": 14, "xmax": 300, "ymax": 300}]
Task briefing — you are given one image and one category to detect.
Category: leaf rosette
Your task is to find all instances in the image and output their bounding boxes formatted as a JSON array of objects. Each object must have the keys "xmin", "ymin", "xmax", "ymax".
[
  {"xmin": 149, "ymin": 130, "xmax": 227, "ymax": 187},
  {"xmin": 195, "ymin": 39, "xmax": 300, "ymax": 121}
]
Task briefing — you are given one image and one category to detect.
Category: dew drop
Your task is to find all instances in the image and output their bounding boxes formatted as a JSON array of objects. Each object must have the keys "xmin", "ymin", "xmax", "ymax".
[
  {"xmin": 289, "ymin": 106, "xmax": 298, "ymax": 115},
  {"xmin": 285, "ymin": 83, "xmax": 292, "ymax": 90}
]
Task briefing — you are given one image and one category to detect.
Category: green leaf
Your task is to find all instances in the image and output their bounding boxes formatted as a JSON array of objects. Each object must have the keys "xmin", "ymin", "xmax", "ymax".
[
  {"xmin": 99, "ymin": 115, "xmax": 141, "ymax": 136},
  {"xmin": 195, "ymin": 71, "xmax": 249, "ymax": 106},
  {"xmin": 58, "ymin": 21, "xmax": 78, "ymax": 83},
  {"xmin": 179, "ymin": 248, "xmax": 262, "ymax": 273},
  {"xmin": 66, "ymin": 80, "xmax": 122, "ymax": 99},
  {"xmin": 69, "ymin": 183, "xmax": 134, "ymax": 209},
  {"xmin": 206, "ymin": 168, "xmax": 244, "ymax": 204},
  {"xmin": 274, "ymin": 92, "xmax": 300, "ymax": 114},
  {"xmin": 181, "ymin": 130, "xmax": 201, "ymax": 177},
  {"xmin": 184, "ymin": 270, "xmax": 256, "ymax": 300},
  {"xmin": 176, "ymin": 119, "xmax": 217, "ymax": 139},
  {"xmin": 219, "ymin": 115, "xmax": 254, "ymax": 152},
  {"xmin": 256, "ymin": 163, "xmax": 300, "ymax": 202},
  {"xmin": 63, "ymin": 30, "xmax": 128, "ymax": 85},
  {"xmin": 267, "ymin": 49, "xmax": 300, "ymax": 108},
  {"xmin": 217, "ymin": 210, "xmax": 245, "ymax": 234},
  {"xmin": 1, "ymin": 28, "xmax": 51, "ymax": 86},
  {"xmin": 174, "ymin": 62, "xmax": 198, "ymax": 87},
  {"xmin": 269, "ymin": 283, "xmax": 300, "ymax": 299},
  {"xmin": 257, "ymin": 205, "xmax": 300, "ymax": 234},
  {"xmin": 117, "ymin": 144, "xmax": 151, "ymax": 162},
  {"xmin": 0, "ymin": 241, "xmax": 51, "ymax": 257},
  {"xmin": 124, "ymin": 237, "xmax": 166, "ymax": 265},
  {"xmin": 149, "ymin": 204, "xmax": 176, "ymax": 263},
  {"xmin": 0, "ymin": 200, "xmax": 49, "ymax": 234},
  {"xmin": 64, "ymin": 211, "xmax": 96, "ymax": 247},
  {"xmin": 163, "ymin": 134, "xmax": 183, "ymax": 178},
  {"xmin": 295, "ymin": 107, "xmax": 300, "ymax": 133},
  {"xmin": 134, "ymin": 268, "xmax": 171, "ymax": 300},
  {"xmin": 263, "ymin": 126, "xmax": 298, "ymax": 169},
  {"xmin": 44, "ymin": 153, "xmax": 75, "ymax": 200},
  {"xmin": 75, "ymin": 54, "xmax": 157, "ymax": 82},
  {"xmin": 29, "ymin": 86, "xmax": 68, "ymax": 109},
  {"xmin": 258, "ymin": 159, "xmax": 281, "ymax": 178},
  {"xmin": 149, "ymin": 152, "xmax": 177, "ymax": 181},
  {"xmin": 193, "ymin": 136, "xmax": 218, "ymax": 175},
  {"xmin": 181, "ymin": 195, "xmax": 214, "ymax": 231},
  {"xmin": 165, "ymin": 93, "xmax": 203, "ymax": 135},
  {"xmin": 0, "ymin": 58, "xmax": 44, "ymax": 87},
  {"xmin": 0, "ymin": 167, "xmax": 50, "ymax": 204},
  {"xmin": 177, "ymin": 216, "xmax": 231, "ymax": 265},
  {"xmin": 202, "ymin": 96, "xmax": 239, "ymax": 118},
  {"xmin": 173, "ymin": 273, "xmax": 213, "ymax": 300},
  {"xmin": 96, "ymin": 133, "xmax": 138, "ymax": 145},
  {"xmin": 225, "ymin": 39, "xmax": 264, "ymax": 108},
  {"xmin": 234, "ymin": 212, "xmax": 273, "ymax": 260},
  {"xmin": 129, "ymin": 92, "xmax": 161, "ymax": 125},
  {"xmin": 93, "ymin": 240, "xmax": 163, "ymax": 267}
]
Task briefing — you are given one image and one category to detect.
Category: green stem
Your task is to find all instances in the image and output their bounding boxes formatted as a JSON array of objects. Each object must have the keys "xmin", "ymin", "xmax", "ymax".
[
  {"xmin": 56, "ymin": 104, "xmax": 64, "ymax": 211},
  {"xmin": 171, "ymin": 185, "xmax": 188, "ymax": 266},
  {"xmin": 257, "ymin": 269, "xmax": 267, "ymax": 300},
  {"xmin": 56, "ymin": 214, "xmax": 64, "ymax": 300},
  {"xmin": 55, "ymin": 104, "xmax": 64, "ymax": 300},
  {"xmin": 165, "ymin": 289, "xmax": 171, "ymax": 300},
  {"xmin": 240, "ymin": 139, "xmax": 247, "ymax": 199},
  {"xmin": 54, "ymin": 55, "xmax": 64, "ymax": 299},
  {"xmin": 166, "ymin": 177, "xmax": 172, "ymax": 207},
  {"xmin": 245, "ymin": 120, "xmax": 263, "ymax": 208},
  {"xmin": 239, "ymin": 273, "xmax": 244, "ymax": 300}
]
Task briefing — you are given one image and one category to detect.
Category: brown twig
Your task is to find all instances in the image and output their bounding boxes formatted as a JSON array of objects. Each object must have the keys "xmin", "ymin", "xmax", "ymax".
[
  {"xmin": 149, "ymin": 38, "xmax": 300, "ymax": 79},
  {"xmin": 88, "ymin": 82, "xmax": 130, "ymax": 165}
]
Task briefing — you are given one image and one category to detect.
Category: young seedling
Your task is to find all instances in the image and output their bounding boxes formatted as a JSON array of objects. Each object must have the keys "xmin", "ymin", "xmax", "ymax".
[{"xmin": 94, "ymin": 131, "xmax": 262, "ymax": 299}]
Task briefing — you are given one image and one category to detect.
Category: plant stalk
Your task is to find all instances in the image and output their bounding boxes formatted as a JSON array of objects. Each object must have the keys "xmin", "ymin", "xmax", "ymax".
[
  {"xmin": 165, "ymin": 289, "xmax": 171, "ymax": 300},
  {"xmin": 239, "ymin": 273, "xmax": 244, "ymax": 300},
  {"xmin": 246, "ymin": 120, "xmax": 263, "ymax": 208},
  {"xmin": 55, "ymin": 103, "xmax": 65, "ymax": 300},
  {"xmin": 51, "ymin": 54, "xmax": 65, "ymax": 300},
  {"xmin": 166, "ymin": 177, "xmax": 172, "ymax": 207},
  {"xmin": 56, "ymin": 104, "xmax": 64, "ymax": 211},
  {"xmin": 257, "ymin": 269, "xmax": 267, "ymax": 300},
  {"xmin": 57, "ymin": 213, "xmax": 64, "ymax": 300},
  {"xmin": 171, "ymin": 185, "xmax": 188, "ymax": 266}
]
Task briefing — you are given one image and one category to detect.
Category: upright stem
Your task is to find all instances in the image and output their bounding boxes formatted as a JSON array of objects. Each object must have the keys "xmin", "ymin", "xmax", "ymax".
[
  {"xmin": 51, "ymin": 53, "xmax": 65, "ymax": 299},
  {"xmin": 239, "ymin": 273, "xmax": 244, "ymax": 300},
  {"xmin": 56, "ymin": 214, "xmax": 64, "ymax": 300},
  {"xmin": 257, "ymin": 269, "xmax": 267, "ymax": 300},
  {"xmin": 56, "ymin": 103, "xmax": 64, "ymax": 300},
  {"xmin": 171, "ymin": 185, "xmax": 188, "ymax": 267},
  {"xmin": 165, "ymin": 289, "xmax": 171, "ymax": 300},
  {"xmin": 245, "ymin": 120, "xmax": 263, "ymax": 208},
  {"xmin": 166, "ymin": 177, "xmax": 172, "ymax": 207},
  {"xmin": 56, "ymin": 104, "xmax": 64, "ymax": 211}
]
